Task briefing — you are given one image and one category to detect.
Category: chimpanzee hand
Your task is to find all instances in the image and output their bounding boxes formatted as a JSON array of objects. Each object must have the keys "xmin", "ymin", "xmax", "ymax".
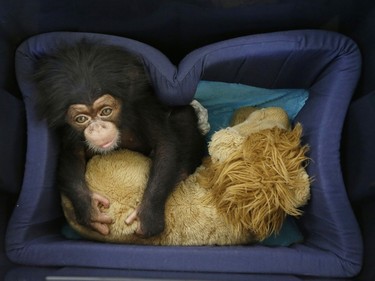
[
  {"xmin": 125, "ymin": 204, "xmax": 165, "ymax": 238},
  {"xmin": 87, "ymin": 193, "xmax": 113, "ymax": 235}
]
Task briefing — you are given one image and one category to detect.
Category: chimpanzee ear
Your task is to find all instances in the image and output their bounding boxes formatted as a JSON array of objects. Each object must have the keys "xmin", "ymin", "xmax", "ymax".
[
  {"xmin": 34, "ymin": 92, "xmax": 69, "ymax": 128},
  {"xmin": 124, "ymin": 57, "xmax": 151, "ymax": 84},
  {"xmin": 33, "ymin": 71, "xmax": 69, "ymax": 127},
  {"xmin": 32, "ymin": 52, "xmax": 77, "ymax": 128}
]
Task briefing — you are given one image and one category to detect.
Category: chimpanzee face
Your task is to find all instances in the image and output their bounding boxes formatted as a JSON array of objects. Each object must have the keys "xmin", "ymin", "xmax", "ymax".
[{"xmin": 66, "ymin": 94, "xmax": 122, "ymax": 153}]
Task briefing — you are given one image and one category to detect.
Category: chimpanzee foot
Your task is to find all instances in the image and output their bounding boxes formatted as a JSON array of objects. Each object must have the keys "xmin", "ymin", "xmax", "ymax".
[
  {"xmin": 125, "ymin": 206, "xmax": 165, "ymax": 238},
  {"xmin": 89, "ymin": 193, "xmax": 113, "ymax": 235}
]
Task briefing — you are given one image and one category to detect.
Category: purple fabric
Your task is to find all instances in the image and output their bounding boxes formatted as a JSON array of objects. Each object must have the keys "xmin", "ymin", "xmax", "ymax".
[{"xmin": 6, "ymin": 30, "xmax": 362, "ymax": 277}]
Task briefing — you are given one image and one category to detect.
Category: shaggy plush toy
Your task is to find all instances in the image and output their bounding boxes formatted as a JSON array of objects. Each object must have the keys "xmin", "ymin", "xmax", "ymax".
[{"xmin": 62, "ymin": 107, "xmax": 310, "ymax": 246}]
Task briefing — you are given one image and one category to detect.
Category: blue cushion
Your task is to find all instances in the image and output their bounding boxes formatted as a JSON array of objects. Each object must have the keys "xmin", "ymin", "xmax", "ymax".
[
  {"xmin": 6, "ymin": 30, "xmax": 362, "ymax": 277},
  {"xmin": 261, "ymin": 216, "xmax": 304, "ymax": 247}
]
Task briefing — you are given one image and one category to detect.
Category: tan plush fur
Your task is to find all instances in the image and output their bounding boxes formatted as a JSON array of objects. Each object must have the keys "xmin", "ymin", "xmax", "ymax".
[{"xmin": 61, "ymin": 107, "xmax": 310, "ymax": 245}]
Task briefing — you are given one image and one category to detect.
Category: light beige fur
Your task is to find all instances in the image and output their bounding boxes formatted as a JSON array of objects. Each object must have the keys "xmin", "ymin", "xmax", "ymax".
[{"xmin": 62, "ymin": 107, "xmax": 310, "ymax": 245}]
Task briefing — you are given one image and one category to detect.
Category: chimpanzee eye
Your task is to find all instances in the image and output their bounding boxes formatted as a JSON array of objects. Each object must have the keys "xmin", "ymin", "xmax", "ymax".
[
  {"xmin": 100, "ymin": 107, "xmax": 113, "ymax": 117},
  {"xmin": 75, "ymin": 115, "xmax": 89, "ymax": 124}
]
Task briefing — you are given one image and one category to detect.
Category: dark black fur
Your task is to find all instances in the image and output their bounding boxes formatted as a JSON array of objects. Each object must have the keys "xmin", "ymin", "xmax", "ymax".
[{"xmin": 34, "ymin": 40, "xmax": 206, "ymax": 237}]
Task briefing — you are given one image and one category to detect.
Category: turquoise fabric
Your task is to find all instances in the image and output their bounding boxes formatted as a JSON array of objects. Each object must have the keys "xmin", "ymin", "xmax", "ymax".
[{"xmin": 195, "ymin": 81, "xmax": 309, "ymax": 140}]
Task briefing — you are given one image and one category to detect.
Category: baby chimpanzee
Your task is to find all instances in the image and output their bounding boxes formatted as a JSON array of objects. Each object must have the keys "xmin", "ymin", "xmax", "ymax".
[{"xmin": 34, "ymin": 40, "xmax": 206, "ymax": 238}]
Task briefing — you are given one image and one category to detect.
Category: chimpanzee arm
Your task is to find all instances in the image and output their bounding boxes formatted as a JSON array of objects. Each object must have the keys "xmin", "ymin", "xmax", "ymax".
[
  {"xmin": 136, "ymin": 136, "xmax": 182, "ymax": 237},
  {"xmin": 123, "ymin": 102, "xmax": 187, "ymax": 237},
  {"xmin": 58, "ymin": 142, "xmax": 112, "ymax": 235},
  {"xmin": 124, "ymin": 100, "xmax": 206, "ymax": 238}
]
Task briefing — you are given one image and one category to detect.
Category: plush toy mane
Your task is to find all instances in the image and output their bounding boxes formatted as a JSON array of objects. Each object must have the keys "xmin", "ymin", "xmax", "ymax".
[
  {"xmin": 202, "ymin": 124, "xmax": 309, "ymax": 240},
  {"xmin": 62, "ymin": 107, "xmax": 310, "ymax": 245}
]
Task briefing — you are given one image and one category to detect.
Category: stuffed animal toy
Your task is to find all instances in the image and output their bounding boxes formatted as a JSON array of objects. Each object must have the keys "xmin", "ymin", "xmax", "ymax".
[{"xmin": 61, "ymin": 107, "xmax": 310, "ymax": 246}]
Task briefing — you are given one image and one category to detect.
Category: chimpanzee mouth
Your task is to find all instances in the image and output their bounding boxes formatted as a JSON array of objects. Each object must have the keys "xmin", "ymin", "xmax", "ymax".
[{"xmin": 86, "ymin": 134, "xmax": 120, "ymax": 154}]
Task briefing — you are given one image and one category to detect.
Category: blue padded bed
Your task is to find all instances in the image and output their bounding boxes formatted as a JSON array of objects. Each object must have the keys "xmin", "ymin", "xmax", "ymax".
[{"xmin": 6, "ymin": 30, "xmax": 362, "ymax": 278}]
